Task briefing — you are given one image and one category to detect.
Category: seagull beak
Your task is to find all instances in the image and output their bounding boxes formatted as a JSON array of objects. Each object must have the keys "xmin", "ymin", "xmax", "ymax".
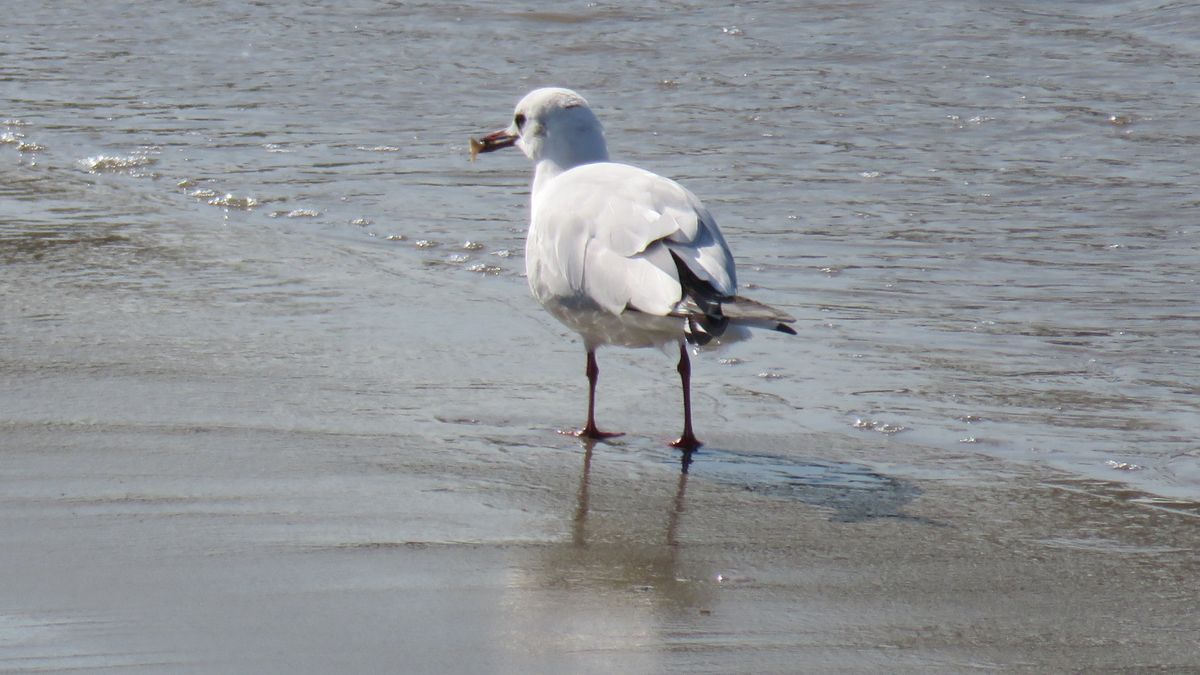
[{"xmin": 469, "ymin": 128, "xmax": 518, "ymax": 161}]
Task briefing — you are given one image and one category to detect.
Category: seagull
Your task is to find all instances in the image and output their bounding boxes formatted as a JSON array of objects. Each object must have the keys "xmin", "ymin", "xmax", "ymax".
[{"xmin": 471, "ymin": 87, "xmax": 795, "ymax": 452}]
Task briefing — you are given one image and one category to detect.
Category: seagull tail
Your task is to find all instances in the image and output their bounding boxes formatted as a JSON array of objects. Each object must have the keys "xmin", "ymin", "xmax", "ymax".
[
  {"xmin": 676, "ymin": 296, "xmax": 796, "ymax": 346},
  {"xmin": 721, "ymin": 296, "xmax": 797, "ymax": 336},
  {"xmin": 668, "ymin": 250, "xmax": 796, "ymax": 344}
]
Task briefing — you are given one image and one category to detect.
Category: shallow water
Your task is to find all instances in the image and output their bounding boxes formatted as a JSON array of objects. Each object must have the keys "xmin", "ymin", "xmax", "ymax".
[{"xmin": 3, "ymin": 0, "xmax": 1198, "ymax": 504}]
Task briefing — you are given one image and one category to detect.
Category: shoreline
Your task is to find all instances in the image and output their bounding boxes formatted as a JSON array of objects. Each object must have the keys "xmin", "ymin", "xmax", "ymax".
[{"xmin": 3, "ymin": 414, "xmax": 1197, "ymax": 673}]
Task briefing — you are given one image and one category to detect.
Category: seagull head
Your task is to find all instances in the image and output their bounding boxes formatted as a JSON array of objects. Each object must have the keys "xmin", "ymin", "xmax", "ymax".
[{"xmin": 471, "ymin": 87, "xmax": 609, "ymax": 170}]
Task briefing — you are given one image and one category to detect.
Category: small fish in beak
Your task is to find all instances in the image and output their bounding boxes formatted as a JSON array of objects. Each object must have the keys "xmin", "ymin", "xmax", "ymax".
[{"xmin": 469, "ymin": 128, "xmax": 517, "ymax": 162}]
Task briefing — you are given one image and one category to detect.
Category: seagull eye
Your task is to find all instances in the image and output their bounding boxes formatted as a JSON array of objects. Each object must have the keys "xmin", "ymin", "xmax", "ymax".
[{"xmin": 514, "ymin": 113, "xmax": 526, "ymax": 131}]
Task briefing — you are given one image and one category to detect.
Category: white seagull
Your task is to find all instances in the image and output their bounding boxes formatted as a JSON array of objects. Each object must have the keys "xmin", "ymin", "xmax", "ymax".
[{"xmin": 472, "ymin": 87, "xmax": 795, "ymax": 452}]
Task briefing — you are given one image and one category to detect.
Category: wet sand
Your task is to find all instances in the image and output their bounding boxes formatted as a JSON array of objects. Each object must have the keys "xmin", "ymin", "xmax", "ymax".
[
  {"xmin": 3, "ymin": 364, "xmax": 1198, "ymax": 672},
  {"xmin": 3, "ymin": 216, "xmax": 1198, "ymax": 673}
]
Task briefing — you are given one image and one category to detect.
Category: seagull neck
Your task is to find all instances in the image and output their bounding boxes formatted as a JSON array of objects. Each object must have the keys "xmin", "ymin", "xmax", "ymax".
[
  {"xmin": 531, "ymin": 148, "xmax": 608, "ymax": 197},
  {"xmin": 531, "ymin": 160, "xmax": 566, "ymax": 197}
]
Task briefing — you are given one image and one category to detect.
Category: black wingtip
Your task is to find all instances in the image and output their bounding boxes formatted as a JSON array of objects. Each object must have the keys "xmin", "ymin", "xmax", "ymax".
[{"xmin": 776, "ymin": 323, "xmax": 798, "ymax": 335}]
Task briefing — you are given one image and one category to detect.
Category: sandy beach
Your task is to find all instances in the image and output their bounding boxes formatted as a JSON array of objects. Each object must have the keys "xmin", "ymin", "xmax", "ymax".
[
  {"xmin": 3, "ymin": 248, "xmax": 1197, "ymax": 672},
  {"xmin": 4, "ymin": 418, "xmax": 1198, "ymax": 673}
]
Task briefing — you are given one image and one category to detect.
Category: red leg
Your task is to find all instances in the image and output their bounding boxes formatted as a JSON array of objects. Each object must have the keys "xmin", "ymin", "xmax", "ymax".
[
  {"xmin": 570, "ymin": 349, "xmax": 622, "ymax": 440},
  {"xmin": 670, "ymin": 343, "xmax": 702, "ymax": 451}
]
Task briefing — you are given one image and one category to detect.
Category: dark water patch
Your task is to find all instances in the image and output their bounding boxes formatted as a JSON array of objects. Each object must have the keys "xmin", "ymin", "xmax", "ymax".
[
  {"xmin": 0, "ymin": 230, "xmax": 132, "ymax": 262},
  {"xmin": 677, "ymin": 448, "xmax": 923, "ymax": 523}
]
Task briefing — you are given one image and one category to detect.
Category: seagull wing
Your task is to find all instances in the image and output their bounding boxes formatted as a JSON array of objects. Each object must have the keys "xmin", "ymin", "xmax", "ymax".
[{"xmin": 528, "ymin": 163, "xmax": 736, "ymax": 318}]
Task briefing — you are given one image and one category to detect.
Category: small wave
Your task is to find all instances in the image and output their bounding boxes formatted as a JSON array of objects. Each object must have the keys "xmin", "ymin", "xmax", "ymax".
[
  {"xmin": 78, "ymin": 154, "xmax": 157, "ymax": 173},
  {"xmin": 466, "ymin": 263, "xmax": 502, "ymax": 275},
  {"xmin": 1, "ymin": 132, "xmax": 44, "ymax": 152},
  {"xmin": 269, "ymin": 209, "xmax": 320, "ymax": 218},
  {"xmin": 853, "ymin": 418, "xmax": 907, "ymax": 434},
  {"xmin": 207, "ymin": 193, "xmax": 259, "ymax": 209}
]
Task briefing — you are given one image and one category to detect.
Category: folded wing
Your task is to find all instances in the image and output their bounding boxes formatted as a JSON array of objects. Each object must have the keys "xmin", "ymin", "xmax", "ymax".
[{"xmin": 529, "ymin": 162, "xmax": 736, "ymax": 318}]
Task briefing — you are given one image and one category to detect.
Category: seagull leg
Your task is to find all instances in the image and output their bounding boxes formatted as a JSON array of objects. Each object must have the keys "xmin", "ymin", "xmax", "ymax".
[
  {"xmin": 573, "ymin": 349, "xmax": 622, "ymax": 440},
  {"xmin": 670, "ymin": 342, "xmax": 703, "ymax": 452}
]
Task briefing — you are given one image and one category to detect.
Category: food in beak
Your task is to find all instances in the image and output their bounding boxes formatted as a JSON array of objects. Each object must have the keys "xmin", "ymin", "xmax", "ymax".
[
  {"xmin": 469, "ymin": 136, "xmax": 485, "ymax": 162},
  {"xmin": 468, "ymin": 130, "xmax": 517, "ymax": 162}
]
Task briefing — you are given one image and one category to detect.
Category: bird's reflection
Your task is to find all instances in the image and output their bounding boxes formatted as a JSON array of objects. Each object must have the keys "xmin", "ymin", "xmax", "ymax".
[
  {"xmin": 519, "ymin": 438, "xmax": 712, "ymax": 617},
  {"xmin": 570, "ymin": 443, "xmax": 595, "ymax": 547},
  {"xmin": 501, "ymin": 437, "xmax": 924, "ymax": 664},
  {"xmin": 572, "ymin": 440, "xmax": 692, "ymax": 550},
  {"xmin": 679, "ymin": 448, "xmax": 695, "ymax": 474},
  {"xmin": 665, "ymin": 464, "xmax": 689, "ymax": 548},
  {"xmin": 490, "ymin": 443, "xmax": 720, "ymax": 669}
]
